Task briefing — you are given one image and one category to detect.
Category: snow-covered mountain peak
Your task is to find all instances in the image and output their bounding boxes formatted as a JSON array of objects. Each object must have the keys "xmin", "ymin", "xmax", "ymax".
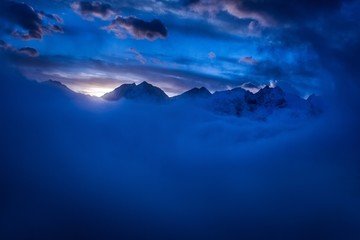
[{"xmin": 102, "ymin": 82, "xmax": 168, "ymax": 102}]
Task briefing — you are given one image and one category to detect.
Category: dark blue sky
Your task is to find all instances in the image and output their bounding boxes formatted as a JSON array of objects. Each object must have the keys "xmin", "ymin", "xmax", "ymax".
[{"xmin": 0, "ymin": 0, "xmax": 359, "ymax": 96}]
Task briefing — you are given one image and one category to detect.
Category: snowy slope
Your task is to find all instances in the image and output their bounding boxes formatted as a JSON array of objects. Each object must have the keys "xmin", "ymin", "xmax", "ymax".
[{"xmin": 172, "ymin": 85, "xmax": 320, "ymax": 119}]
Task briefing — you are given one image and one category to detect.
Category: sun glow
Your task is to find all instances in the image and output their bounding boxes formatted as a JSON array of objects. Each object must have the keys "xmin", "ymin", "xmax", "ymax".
[
  {"xmin": 80, "ymin": 87, "xmax": 116, "ymax": 97},
  {"xmin": 67, "ymin": 85, "xmax": 116, "ymax": 97}
]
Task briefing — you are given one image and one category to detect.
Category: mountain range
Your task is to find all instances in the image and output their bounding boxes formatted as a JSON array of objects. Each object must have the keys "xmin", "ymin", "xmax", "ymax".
[{"xmin": 45, "ymin": 80, "xmax": 323, "ymax": 118}]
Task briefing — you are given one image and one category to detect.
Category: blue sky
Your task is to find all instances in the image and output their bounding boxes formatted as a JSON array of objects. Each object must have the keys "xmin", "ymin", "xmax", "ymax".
[{"xmin": 1, "ymin": 0, "xmax": 359, "ymax": 96}]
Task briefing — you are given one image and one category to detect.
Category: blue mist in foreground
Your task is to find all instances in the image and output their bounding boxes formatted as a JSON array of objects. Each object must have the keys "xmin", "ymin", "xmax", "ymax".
[{"xmin": 1, "ymin": 63, "xmax": 360, "ymax": 240}]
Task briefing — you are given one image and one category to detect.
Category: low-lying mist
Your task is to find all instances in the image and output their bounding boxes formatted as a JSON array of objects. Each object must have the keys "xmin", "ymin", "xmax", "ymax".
[{"xmin": 1, "ymin": 63, "xmax": 360, "ymax": 240}]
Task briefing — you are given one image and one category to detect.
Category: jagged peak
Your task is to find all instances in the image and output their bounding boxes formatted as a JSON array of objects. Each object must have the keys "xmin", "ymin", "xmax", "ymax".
[
  {"xmin": 112, "ymin": 82, "xmax": 135, "ymax": 88},
  {"xmin": 138, "ymin": 81, "xmax": 151, "ymax": 86},
  {"xmin": 176, "ymin": 86, "xmax": 212, "ymax": 99},
  {"xmin": 191, "ymin": 86, "xmax": 211, "ymax": 94}
]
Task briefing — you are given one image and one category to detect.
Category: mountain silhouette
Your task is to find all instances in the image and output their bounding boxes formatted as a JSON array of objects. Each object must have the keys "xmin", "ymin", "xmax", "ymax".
[{"xmin": 102, "ymin": 81, "xmax": 169, "ymax": 102}]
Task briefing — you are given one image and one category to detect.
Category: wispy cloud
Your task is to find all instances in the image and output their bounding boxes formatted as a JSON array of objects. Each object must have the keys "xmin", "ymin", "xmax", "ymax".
[
  {"xmin": 71, "ymin": 1, "xmax": 116, "ymax": 20},
  {"xmin": 129, "ymin": 48, "xmax": 146, "ymax": 64},
  {"xmin": 104, "ymin": 16, "xmax": 167, "ymax": 40},
  {"xmin": 0, "ymin": 40, "xmax": 39, "ymax": 57}
]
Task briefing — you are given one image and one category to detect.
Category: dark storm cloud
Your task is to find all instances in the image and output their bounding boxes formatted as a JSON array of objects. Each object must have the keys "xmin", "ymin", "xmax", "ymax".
[
  {"xmin": 0, "ymin": 1, "xmax": 63, "ymax": 40},
  {"xmin": 71, "ymin": 1, "xmax": 115, "ymax": 20},
  {"xmin": 104, "ymin": 16, "xmax": 167, "ymax": 40},
  {"xmin": 0, "ymin": 1, "xmax": 43, "ymax": 39},
  {"xmin": 252, "ymin": 0, "xmax": 360, "ymax": 96}
]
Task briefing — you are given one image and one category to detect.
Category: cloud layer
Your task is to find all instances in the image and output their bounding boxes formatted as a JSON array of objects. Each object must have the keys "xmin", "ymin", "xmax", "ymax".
[{"xmin": 1, "ymin": 62, "xmax": 360, "ymax": 239}]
